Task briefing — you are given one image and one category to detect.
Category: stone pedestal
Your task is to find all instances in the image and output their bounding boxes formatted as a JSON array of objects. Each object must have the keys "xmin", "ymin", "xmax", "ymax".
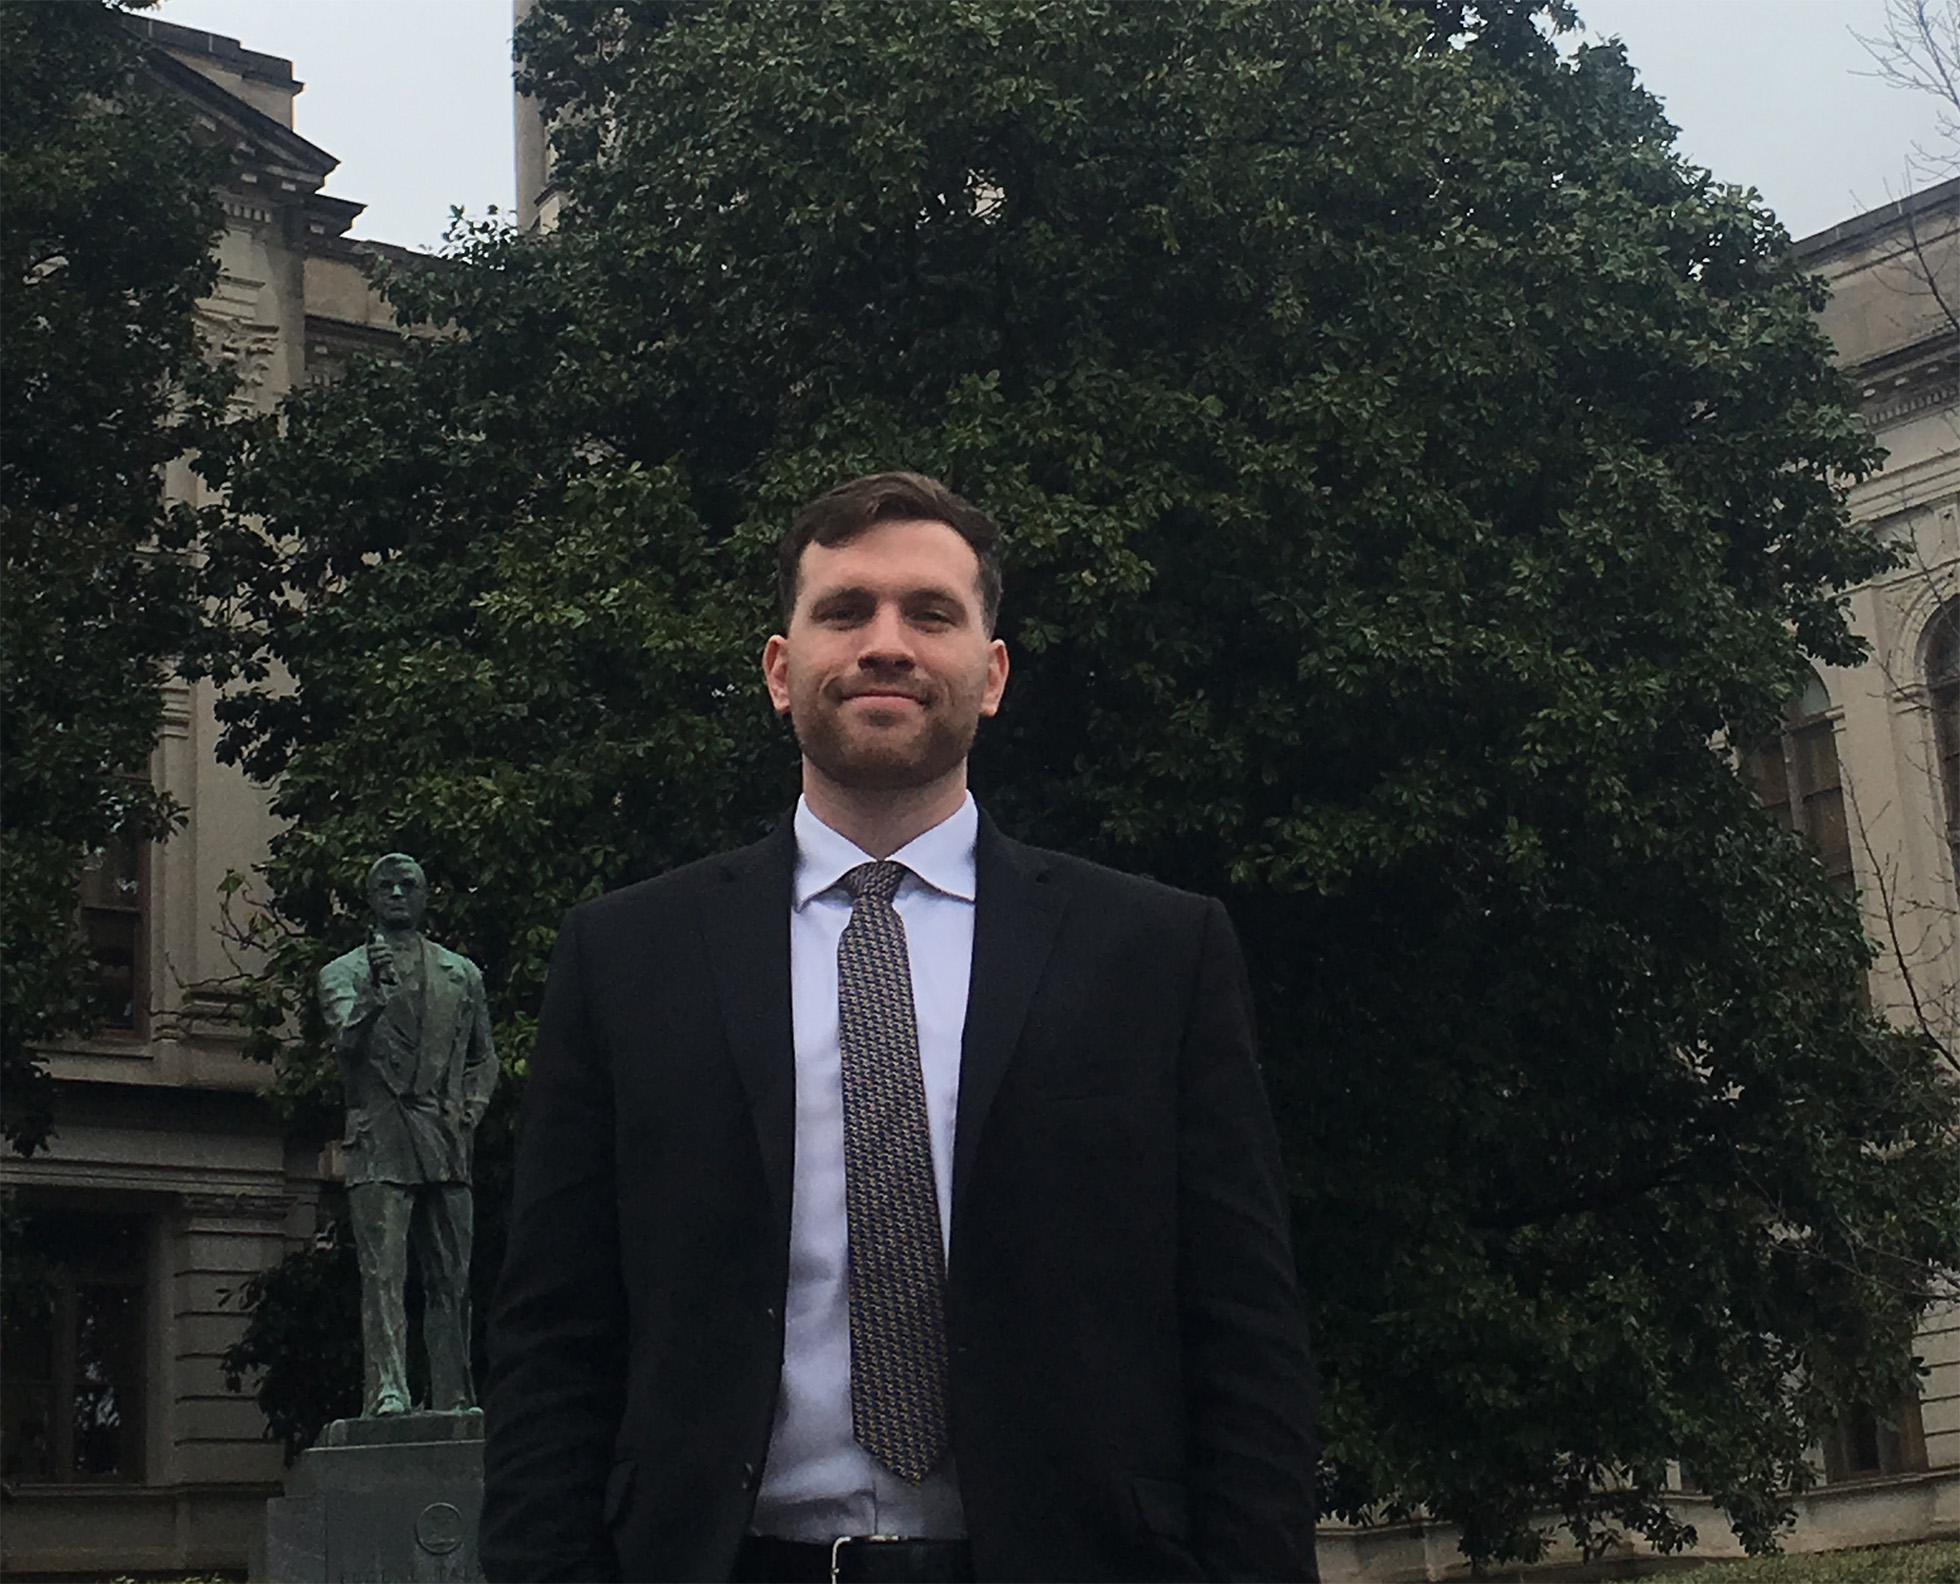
[{"xmin": 255, "ymin": 1410, "xmax": 484, "ymax": 1583}]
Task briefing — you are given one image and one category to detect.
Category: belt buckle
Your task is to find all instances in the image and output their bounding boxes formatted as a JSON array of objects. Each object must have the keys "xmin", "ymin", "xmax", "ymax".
[{"xmin": 828, "ymin": 1534, "xmax": 904, "ymax": 1584}]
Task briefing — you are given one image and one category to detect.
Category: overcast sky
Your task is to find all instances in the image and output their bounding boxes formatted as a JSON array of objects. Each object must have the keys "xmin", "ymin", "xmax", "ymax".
[{"xmin": 151, "ymin": 0, "xmax": 1940, "ymax": 253}]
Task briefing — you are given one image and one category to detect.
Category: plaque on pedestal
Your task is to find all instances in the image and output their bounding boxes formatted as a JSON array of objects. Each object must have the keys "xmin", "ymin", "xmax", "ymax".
[{"xmin": 256, "ymin": 1410, "xmax": 485, "ymax": 1583}]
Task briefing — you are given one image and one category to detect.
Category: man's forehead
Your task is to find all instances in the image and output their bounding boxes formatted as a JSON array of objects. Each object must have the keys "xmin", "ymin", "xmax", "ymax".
[
  {"xmin": 372, "ymin": 864, "xmax": 424, "ymax": 885},
  {"xmin": 797, "ymin": 518, "xmax": 983, "ymax": 593}
]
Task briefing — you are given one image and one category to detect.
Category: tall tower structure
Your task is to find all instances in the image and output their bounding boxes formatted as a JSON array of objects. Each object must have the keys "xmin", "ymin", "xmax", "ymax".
[{"xmin": 512, "ymin": 0, "xmax": 560, "ymax": 231}]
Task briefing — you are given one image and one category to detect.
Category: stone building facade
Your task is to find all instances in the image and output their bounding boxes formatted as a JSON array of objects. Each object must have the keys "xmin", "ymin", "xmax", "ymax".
[
  {"xmin": 1786, "ymin": 172, "xmax": 1960, "ymax": 1540},
  {"xmin": 0, "ymin": 23, "xmax": 405, "ymax": 1577}
]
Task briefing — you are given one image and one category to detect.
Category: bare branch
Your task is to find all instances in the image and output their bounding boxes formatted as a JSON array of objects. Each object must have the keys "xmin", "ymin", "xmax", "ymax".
[
  {"xmin": 1855, "ymin": 0, "xmax": 1960, "ymax": 183},
  {"xmin": 1846, "ymin": 775, "xmax": 1959, "ymax": 1076}
]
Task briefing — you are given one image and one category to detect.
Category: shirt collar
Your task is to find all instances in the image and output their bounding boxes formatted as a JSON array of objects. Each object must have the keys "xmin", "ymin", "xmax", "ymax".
[{"xmin": 793, "ymin": 793, "xmax": 978, "ymax": 908}]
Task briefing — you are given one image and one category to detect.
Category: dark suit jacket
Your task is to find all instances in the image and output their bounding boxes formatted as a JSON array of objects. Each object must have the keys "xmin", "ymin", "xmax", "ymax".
[{"xmin": 481, "ymin": 815, "xmax": 1318, "ymax": 1582}]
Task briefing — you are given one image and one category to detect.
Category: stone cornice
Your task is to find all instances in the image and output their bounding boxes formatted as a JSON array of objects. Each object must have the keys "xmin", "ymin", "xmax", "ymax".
[
  {"xmin": 1796, "ymin": 176, "xmax": 1960, "ymax": 265},
  {"xmin": 1862, "ymin": 345, "xmax": 1960, "ymax": 432}
]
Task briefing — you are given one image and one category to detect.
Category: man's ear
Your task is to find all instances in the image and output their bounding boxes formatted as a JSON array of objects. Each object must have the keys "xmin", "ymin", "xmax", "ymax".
[
  {"xmin": 979, "ymin": 637, "xmax": 1010, "ymax": 718},
  {"xmin": 762, "ymin": 634, "xmax": 792, "ymax": 715}
]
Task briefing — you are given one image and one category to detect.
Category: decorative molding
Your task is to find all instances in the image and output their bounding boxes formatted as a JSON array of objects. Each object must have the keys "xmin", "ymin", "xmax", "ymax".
[
  {"xmin": 220, "ymin": 195, "xmax": 273, "ymax": 227},
  {"xmin": 1868, "ymin": 374, "xmax": 1960, "ymax": 432},
  {"xmin": 208, "ymin": 270, "xmax": 264, "ymax": 309},
  {"xmin": 179, "ymin": 1188, "xmax": 292, "ymax": 1224},
  {"xmin": 194, "ymin": 301, "xmax": 279, "ymax": 406},
  {"xmin": 0, "ymin": 1160, "xmax": 283, "ymax": 1198},
  {"xmin": 178, "ymin": 982, "xmax": 249, "ymax": 1021},
  {"xmin": 159, "ymin": 679, "xmax": 193, "ymax": 741},
  {"xmin": 1860, "ymin": 340, "xmax": 1960, "ymax": 433}
]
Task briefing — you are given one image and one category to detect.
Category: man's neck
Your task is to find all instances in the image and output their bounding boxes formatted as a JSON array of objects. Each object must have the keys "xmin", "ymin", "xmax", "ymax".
[
  {"xmin": 379, "ymin": 926, "xmax": 422, "ymax": 952},
  {"xmin": 800, "ymin": 764, "xmax": 969, "ymax": 859}
]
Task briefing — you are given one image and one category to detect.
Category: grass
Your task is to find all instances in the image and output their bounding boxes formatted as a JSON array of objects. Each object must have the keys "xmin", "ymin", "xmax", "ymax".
[{"xmin": 1705, "ymin": 1540, "xmax": 1960, "ymax": 1582}]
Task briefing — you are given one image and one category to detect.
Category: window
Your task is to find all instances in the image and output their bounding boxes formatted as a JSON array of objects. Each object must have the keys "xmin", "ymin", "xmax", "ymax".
[
  {"xmin": 78, "ymin": 833, "xmax": 144, "ymax": 1033},
  {"xmin": 1822, "ymin": 1391, "xmax": 1929, "ymax": 1483},
  {"xmin": 1743, "ymin": 659, "xmax": 1935, "ymax": 1486},
  {"xmin": 0, "ymin": 1209, "xmax": 148, "ymax": 1484},
  {"xmin": 1745, "ymin": 669, "xmax": 1854, "ymax": 889},
  {"xmin": 1928, "ymin": 600, "xmax": 1960, "ymax": 872}
]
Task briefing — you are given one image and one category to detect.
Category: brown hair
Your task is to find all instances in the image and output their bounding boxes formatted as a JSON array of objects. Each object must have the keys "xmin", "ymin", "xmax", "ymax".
[{"xmin": 777, "ymin": 471, "xmax": 1003, "ymax": 633}]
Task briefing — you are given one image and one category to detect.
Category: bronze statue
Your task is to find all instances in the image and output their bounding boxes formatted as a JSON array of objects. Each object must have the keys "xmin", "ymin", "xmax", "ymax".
[{"xmin": 318, "ymin": 853, "xmax": 497, "ymax": 1417}]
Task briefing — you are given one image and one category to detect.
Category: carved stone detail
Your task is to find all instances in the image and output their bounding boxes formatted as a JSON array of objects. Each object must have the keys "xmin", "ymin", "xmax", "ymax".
[{"xmin": 180, "ymin": 1188, "xmax": 292, "ymax": 1223}]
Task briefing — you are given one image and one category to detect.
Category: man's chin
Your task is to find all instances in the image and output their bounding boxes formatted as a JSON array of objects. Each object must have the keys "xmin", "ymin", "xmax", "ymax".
[
  {"xmin": 797, "ymin": 727, "xmax": 972, "ymax": 794},
  {"xmin": 811, "ymin": 754, "xmax": 951, "ymax": 792}
]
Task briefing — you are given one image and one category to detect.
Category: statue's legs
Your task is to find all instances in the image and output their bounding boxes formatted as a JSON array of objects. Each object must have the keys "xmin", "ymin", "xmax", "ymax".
[
  {"xmin": 413, "ymin": 1181, "xmax": 476, "ymax": 1411},
  {"xmin": 346, "ymin": 1181, "xmax": 414, "ymax": 1415}
]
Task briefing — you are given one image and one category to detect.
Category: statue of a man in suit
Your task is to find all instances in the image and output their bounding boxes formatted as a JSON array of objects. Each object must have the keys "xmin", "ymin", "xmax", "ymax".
[{"xmin": 319, "ymin": 853, "xmax": 497, "ymax": 1417}]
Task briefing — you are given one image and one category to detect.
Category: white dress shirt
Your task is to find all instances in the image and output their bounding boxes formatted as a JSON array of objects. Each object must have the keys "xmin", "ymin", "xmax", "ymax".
[{"xmin": 750, "ymin": 794, "xmax": 976, "ymax": 1540}]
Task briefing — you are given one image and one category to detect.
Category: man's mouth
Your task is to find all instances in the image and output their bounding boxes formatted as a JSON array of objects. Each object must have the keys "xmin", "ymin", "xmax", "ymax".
[{"xmin": 841, "ymin": 686, "xmax": 928, "ymax": 705}]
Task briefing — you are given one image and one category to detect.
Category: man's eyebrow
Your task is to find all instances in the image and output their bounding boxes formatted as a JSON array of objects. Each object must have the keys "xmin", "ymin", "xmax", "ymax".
[
  {"xmin": 808, "ymin": 584, "xmax": 876, "ymax": 607},
  {"xmin": 807, "ymin": 582, "xmax": 970, "ymax": 607}
]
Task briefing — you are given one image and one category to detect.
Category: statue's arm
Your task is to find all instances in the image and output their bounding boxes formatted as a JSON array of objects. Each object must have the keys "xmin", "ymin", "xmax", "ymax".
[
  {"xmin": 318, "ymin": 947, "xmax": 385, "ymax": 1059},
  {"xmin": 462, "ymin": 964, "xmax": 498, "ymax": 1126}
]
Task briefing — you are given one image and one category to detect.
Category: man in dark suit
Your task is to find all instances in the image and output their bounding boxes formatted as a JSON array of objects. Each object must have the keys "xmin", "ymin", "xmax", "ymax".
[{"xmin": 481, "ymin": 473, "xmax": 1317, "ymax": 1582}]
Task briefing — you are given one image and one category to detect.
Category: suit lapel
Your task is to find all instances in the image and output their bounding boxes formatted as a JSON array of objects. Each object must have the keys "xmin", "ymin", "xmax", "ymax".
[
  {"xmin": 698, "ymin": 819, "xmax": 798, "ymax": 1231},
  {"xmin": 417, "ymin": 942, "xmax": 463, "ymax": 1088},
  {"xmin": 953, "ymin": 816, "xmax": 1067, "ymax": 1209}
]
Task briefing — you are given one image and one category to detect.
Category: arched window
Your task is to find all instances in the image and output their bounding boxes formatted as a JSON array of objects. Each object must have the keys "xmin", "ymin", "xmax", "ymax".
[
  {"xmin": 1745, "ymin": 668, "xmax": 1853, "ymax": 890},
  {"xmin": 1928, "ymin": 600, "xmax": 1960, "ymax": 867}
]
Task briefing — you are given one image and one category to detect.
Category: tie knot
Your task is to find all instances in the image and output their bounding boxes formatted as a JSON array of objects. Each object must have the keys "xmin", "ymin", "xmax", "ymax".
[{"xmin": 840, "ymin": 860, "xmax": 907, "ymax": 905}]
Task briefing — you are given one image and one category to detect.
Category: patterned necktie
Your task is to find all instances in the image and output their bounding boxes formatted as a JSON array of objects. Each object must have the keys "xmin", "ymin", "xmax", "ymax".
[{"xmin": 837, "ymin": 860, "xmax": 951, "ymax": 1483}]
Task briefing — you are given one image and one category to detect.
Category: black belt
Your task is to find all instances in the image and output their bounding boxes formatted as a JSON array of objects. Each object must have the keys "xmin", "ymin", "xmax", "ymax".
[{"xmin": 733, "ymin": 1534, "xmax": 974, "ymax": 1583}]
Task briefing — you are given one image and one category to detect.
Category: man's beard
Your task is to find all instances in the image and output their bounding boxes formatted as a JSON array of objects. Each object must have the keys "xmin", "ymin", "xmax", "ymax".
[{"xmin": 792, "ymin": 694, "xmax": 979, "ymax": 791}]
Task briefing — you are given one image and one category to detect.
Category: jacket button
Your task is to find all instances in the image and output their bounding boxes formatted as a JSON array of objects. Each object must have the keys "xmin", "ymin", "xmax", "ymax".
[
  {"xmin": 741, "ymin": 1461, "xmax": 759, "ymax": 1489},
  {"xmin": 764, "ymin": 1305, "xmax": 779, "ymax": 1322}
]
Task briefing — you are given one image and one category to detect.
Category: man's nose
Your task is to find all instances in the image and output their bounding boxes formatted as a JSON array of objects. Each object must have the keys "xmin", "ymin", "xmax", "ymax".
[{"xmin": 856, "ymin": 605, "xmax": 917, "ymax": 666}]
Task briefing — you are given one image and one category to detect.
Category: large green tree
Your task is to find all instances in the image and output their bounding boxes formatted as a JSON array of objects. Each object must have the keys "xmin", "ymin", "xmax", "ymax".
[
  {"xmin": 211, "ymin": 0, "xmax": 1960, "ymax": 1563},
  {"xmin": 0, "ymin": 2, "xmax": 230, "ymax": 1153}
]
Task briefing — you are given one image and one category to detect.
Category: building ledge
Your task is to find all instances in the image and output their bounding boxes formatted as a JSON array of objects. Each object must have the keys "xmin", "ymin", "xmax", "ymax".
[
  {"xmin": 0, "ymin": 1479, "xmax": 281, "ymax": 1577},
  {"xmin": 1796, "ymin": 176, "xmax": 1960, "ymax": 264},
  {"xmin": 1315, "ymin": 1467, "xmax": 1960, "ymax": 1581}
]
